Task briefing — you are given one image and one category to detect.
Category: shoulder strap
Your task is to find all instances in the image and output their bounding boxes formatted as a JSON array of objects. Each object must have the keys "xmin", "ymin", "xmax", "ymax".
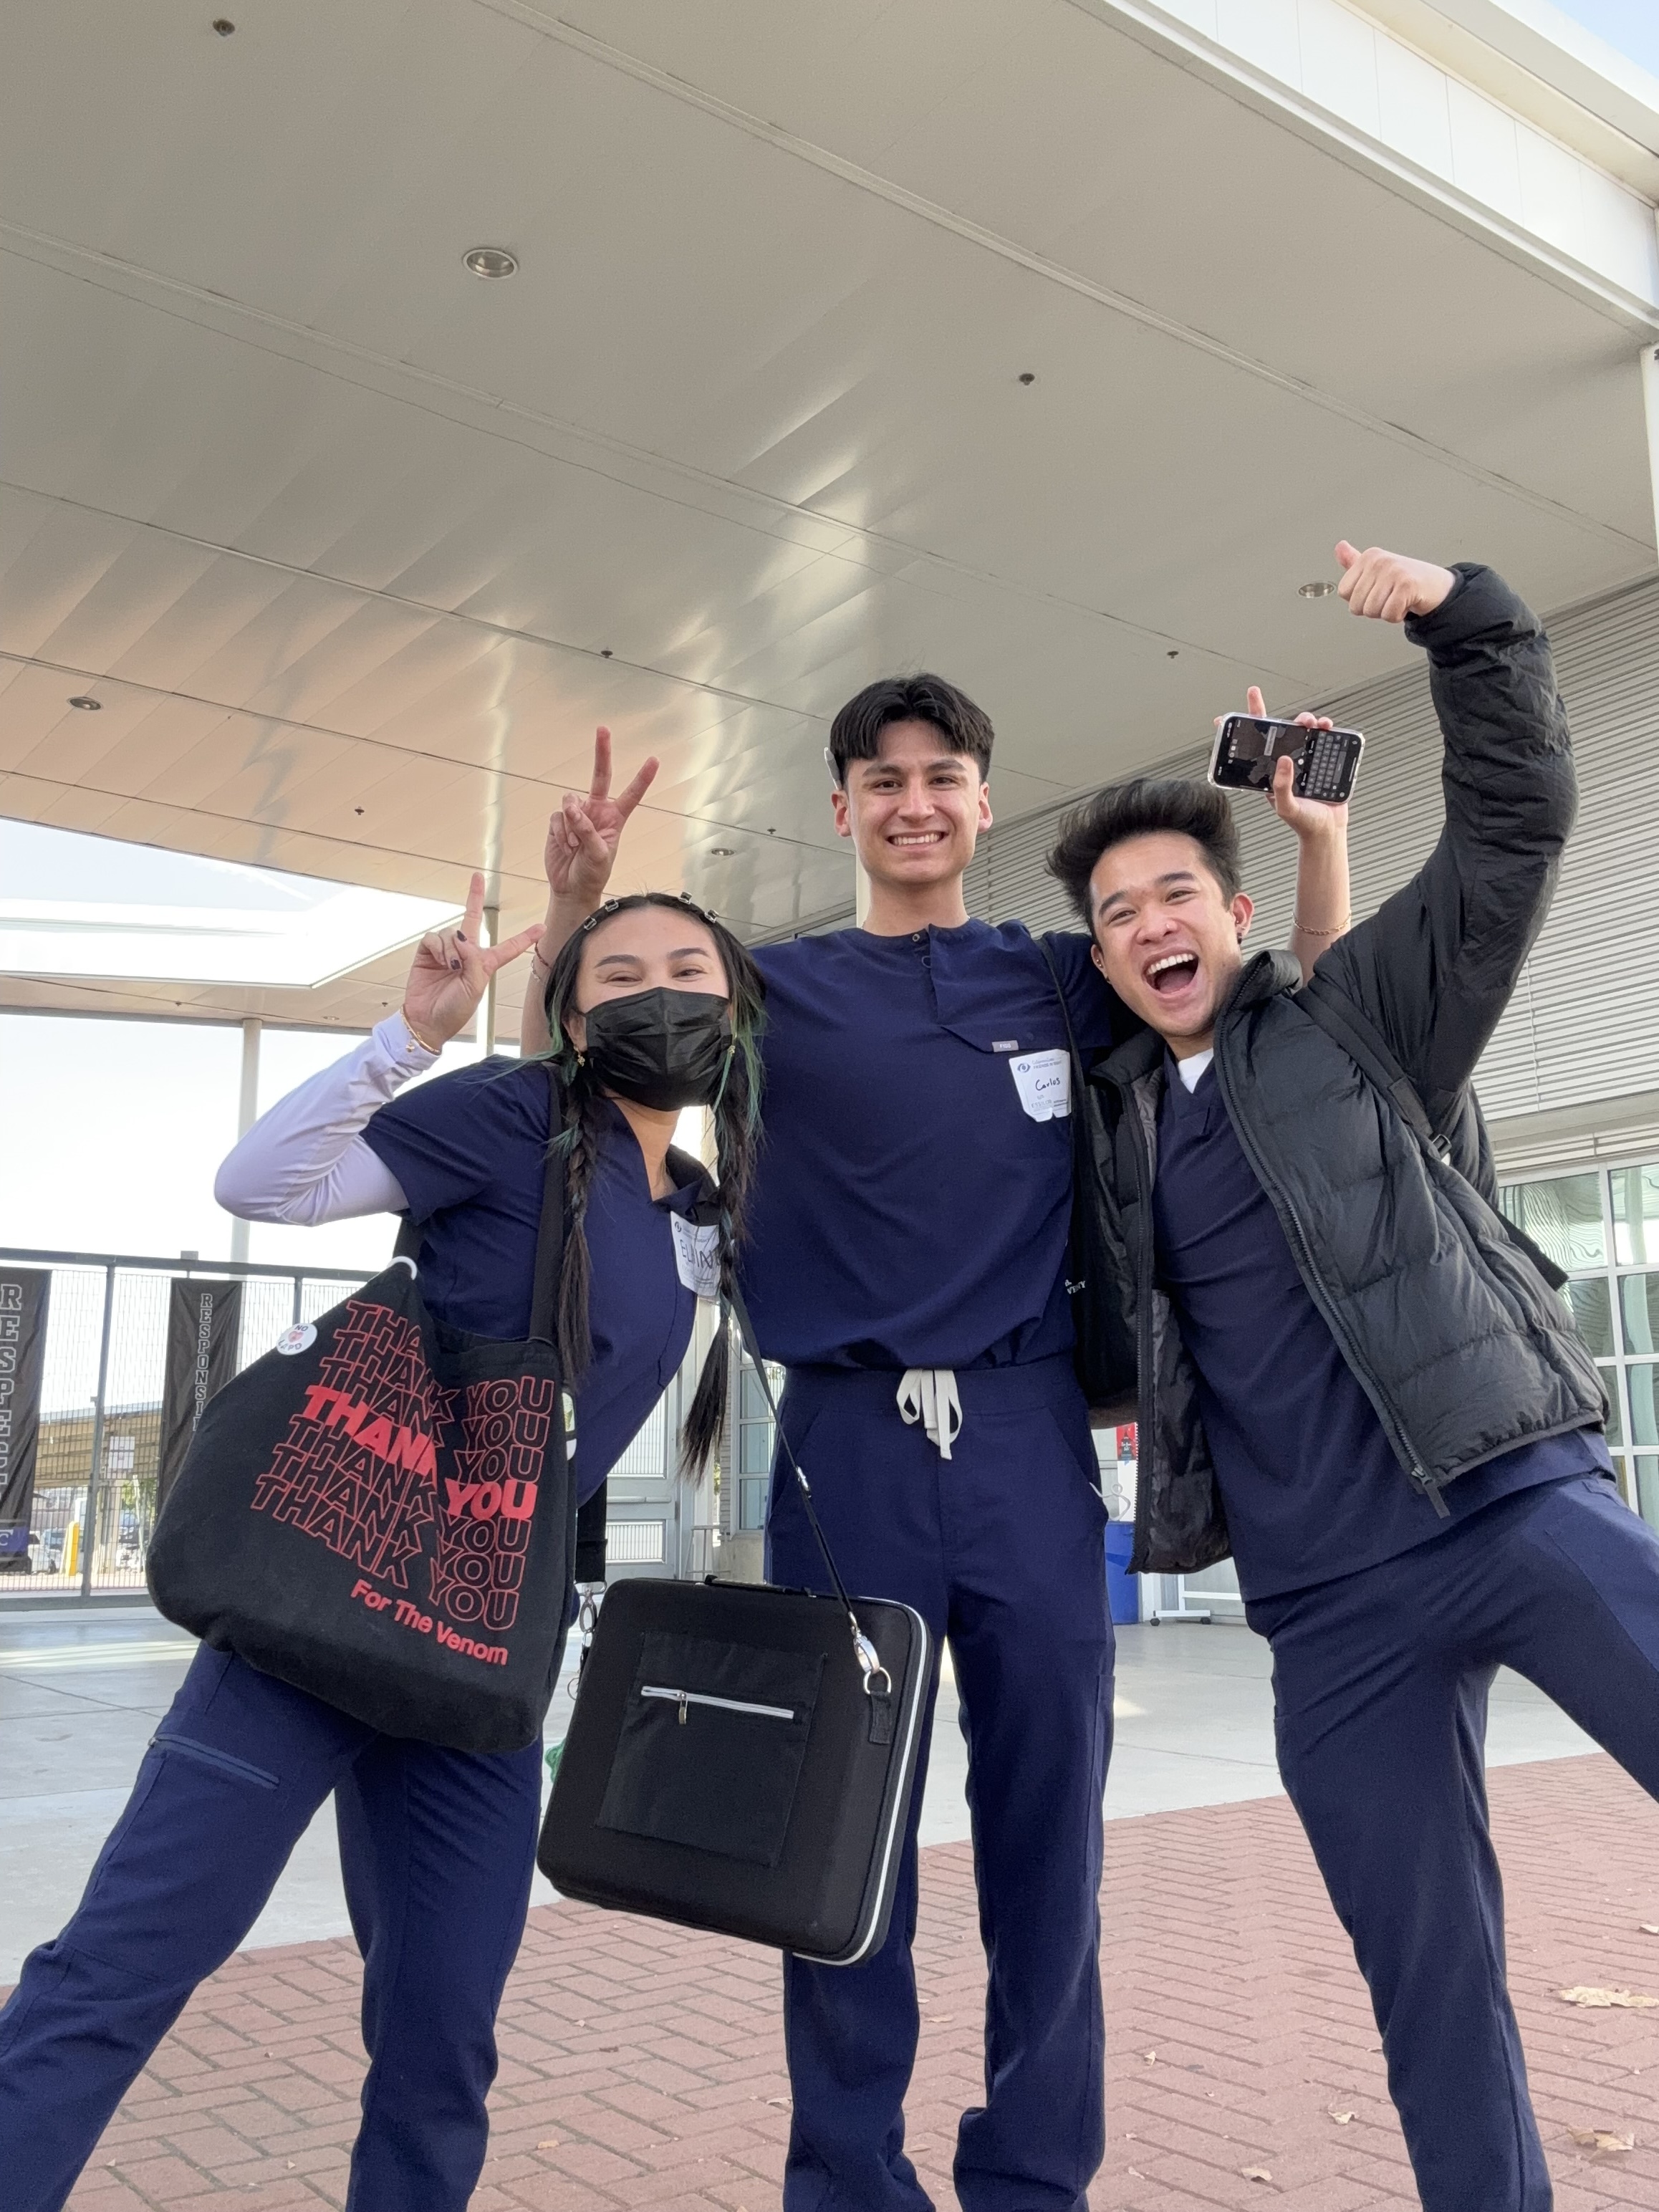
[
  {"xmin": 1034, "ymin": 930, "xmax": 1083, "ymax": 1056},
  {"xmin": 391, "ymin": 1059, "xmax": 569, "ymax": 1340},
  {"xmin": 1033, "ymin": 931, "xmax": 1093, "ymax": 1116},
  {"xmin": 725, "ymin": 1282, "xmax": 893, "ymax": 1701},
  {"xmin": 1297, "ymin": 971, "xmax": 1446, "ymax": 1160},
  {"xmin": 529, "ymin": 1062, "xmax": 568, "ymax": 1343},
  {"xmin": 1298, "ymin": 972, "xmax": 1568, "ymax": 1292}
]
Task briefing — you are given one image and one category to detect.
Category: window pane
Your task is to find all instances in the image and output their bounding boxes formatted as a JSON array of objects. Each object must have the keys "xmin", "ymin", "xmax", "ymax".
[
  {"xmin": 1564, "ymin": 1278, "xmax": 1614, "ymax": 1355},
  {"xmin": 1600, "ymin": 1366, "xmax": 1623, "ymax": 1446},
  {"xmin": 1634, "ymin": 1456, "xmax": 1659, "ymax": 1534},
  {"xmin": 741, "ymin": 1367, "xmax": 768, "ymax": 1422},
  {"xmin": 739, "ymin": 1419, "xmax": 771, "ymax": 1475},
  {"xmin": 1499, "ymin": 1174, "xmax": 1605, "ymax": 1271},
  {"xmin": 1619, "ymin": 1273, "xmax": 1659, "ymax": 1355},
  {"xmin": 739, "ymin": 1475, "xmax": 769, "ymax": 1531},
  {"xmin": 1627, "ymin": 1362, "xmax": 1659, "ymax": 1447},
  {"xmin": 1612, "ymin": 1164, "xmax": 1659, "ymax": 1266}
]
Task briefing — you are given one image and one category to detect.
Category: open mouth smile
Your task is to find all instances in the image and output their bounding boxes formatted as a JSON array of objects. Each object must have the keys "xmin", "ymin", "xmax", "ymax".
[
  {"xmin": 1145, "ymin": 951, "xmax": 1201, "ymax": 997},
  {"xmin": 887, "ymin": 830, "xmax": 947, "ymax": 848}
]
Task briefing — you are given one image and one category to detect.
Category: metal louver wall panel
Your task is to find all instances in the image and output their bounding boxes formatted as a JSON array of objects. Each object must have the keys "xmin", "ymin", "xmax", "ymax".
[{"xmin": 966, "ymin": 575, "xmax": 1659, "ymax": 1124}]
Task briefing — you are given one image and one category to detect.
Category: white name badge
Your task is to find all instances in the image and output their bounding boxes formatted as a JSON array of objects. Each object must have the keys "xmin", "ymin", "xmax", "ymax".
[
  {"xmin": 672, "ymin": 1216, "xmax": 722, "ymax": 1300},
  {"xmin": 1010, "ymin": 1047, "xmax": 1071, "ymax": 1121}
]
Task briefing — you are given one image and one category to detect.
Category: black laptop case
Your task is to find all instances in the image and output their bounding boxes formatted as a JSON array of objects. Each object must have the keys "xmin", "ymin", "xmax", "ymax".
[
  {"xmin": 538, "ymin": 1574, "xmax": 930, "ymax": 1962},
  {"xmin": 537, "ymin": 1291, "xmax": 933, "ymax": 1964}
]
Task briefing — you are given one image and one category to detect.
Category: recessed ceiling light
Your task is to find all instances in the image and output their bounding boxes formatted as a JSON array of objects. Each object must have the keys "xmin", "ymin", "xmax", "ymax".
[
  {"xmin": 212, "ymin": 17, "xmax": 236, "ymax": 34},
  {"xmin": 68, "ymin": 696, "xmax": 102, "ymax": 711},
  {"xmin": 1298, "ymin": 580, "xmax": 1336, "ymax": 599},
  {"xmin": 709, "ymin": 847, "xmax": 735, "ymax": 858},
  {"xmin": 464, "ymin": 246, "xmax": 518, "ymax": 279},
  {"xmin": 1018, "ymin": 371, "xmax": 1036, "ymax": 385}
]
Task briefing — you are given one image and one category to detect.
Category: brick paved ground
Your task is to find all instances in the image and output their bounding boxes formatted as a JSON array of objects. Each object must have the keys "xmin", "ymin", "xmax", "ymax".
[{"xmin": 41, "ymin": 1754, "xmax": 1659, "ymax": 2212}]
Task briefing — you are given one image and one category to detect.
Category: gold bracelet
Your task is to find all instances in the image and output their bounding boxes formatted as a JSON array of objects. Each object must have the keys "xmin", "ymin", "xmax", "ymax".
[
  {"xmin": 1293, "ymin": 915, "xmax": 1350, "ymax": 938},
  {"xmin": 401, "ymin": 1009, "xmax": 443, "ymax": 1053}
]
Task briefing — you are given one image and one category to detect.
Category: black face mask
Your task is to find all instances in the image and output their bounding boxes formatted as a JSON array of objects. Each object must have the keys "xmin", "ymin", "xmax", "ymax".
[{"xmin": 578, "ymin": 989, "xmax": 733, "ymax": 1112}]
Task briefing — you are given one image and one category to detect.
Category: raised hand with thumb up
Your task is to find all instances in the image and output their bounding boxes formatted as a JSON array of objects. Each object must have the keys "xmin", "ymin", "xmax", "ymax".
[{"xmin": 1334, "ymin": 542, "xmax": 1457, "ymax": 624}]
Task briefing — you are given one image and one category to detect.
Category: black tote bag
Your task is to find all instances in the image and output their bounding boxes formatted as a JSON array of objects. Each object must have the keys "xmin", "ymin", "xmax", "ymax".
[
  {"xmin": 539, "ymin": 1291, "xmax": 933, "ymax": 1963},
  {"xmin": 147, "ymin": 1068, "xmax": 576, "ymax": 1753}
]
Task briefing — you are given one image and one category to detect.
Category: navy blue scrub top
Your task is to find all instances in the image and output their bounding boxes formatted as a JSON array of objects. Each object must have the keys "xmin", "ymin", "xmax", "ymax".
[
  {"xmin": 1152, "ymin": 1054, "xmax": 1612, "ymax": 1600},
  {"xmin": 361, "ymin": 1058, "xmax": 701, "ymax": 1502},
  {"xmin": 741, "ymin": 923, "xmax": 1117, "ymax": 1370}
]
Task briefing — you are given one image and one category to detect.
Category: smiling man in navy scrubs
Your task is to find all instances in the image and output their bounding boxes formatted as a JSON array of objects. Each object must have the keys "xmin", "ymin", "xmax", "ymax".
[{"xmin": 524, "ymin": 704, "xmax": 1348, "ymax": 2212}]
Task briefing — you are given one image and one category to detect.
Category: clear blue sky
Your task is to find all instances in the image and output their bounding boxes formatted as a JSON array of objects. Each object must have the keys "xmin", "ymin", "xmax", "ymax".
[{"xmin": 1547, "ymin": 0, "xmax": 1659, "ymax": 77}]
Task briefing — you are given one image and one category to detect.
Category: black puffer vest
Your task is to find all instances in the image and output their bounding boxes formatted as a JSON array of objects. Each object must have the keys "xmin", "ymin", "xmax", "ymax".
[{"xmin": 1084, "ymin": 958, "xmax": 1605, "ymax": 1574}]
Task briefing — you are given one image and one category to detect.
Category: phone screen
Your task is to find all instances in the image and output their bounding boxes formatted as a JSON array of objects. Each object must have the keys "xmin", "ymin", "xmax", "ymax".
[
  {"xmin": 1211, "ymin": 717, "xmax": 1363, "ymax": 804},
  {"xmin": 1213, "ymin": 718, "xmax": 1306, "ymax": 792}
]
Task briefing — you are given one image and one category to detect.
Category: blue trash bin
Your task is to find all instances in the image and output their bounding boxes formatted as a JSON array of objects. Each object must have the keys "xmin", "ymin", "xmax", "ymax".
[{"xmin": 1104, "ymin": 1520, "xmax": 1139, "ymax": 1626}]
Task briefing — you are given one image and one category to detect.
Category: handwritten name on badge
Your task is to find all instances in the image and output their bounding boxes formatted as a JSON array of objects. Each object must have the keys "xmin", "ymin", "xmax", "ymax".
[
  {"xmin": 1010, "ymin": 1047, "xmax": 1071, "ymax": 1121},
  {"xmin": 671, "ymin": 1216, "xmax": 722, "ymax": 1299}
]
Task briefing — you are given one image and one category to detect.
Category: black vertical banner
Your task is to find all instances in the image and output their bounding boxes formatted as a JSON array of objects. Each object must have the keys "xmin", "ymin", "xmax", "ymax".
[
  {"xmin": 158, "ymin": 1278, "xmax": 244, "ymax": 1511},
  {"xmin": 0, "ymin": 1266, "xmax": 51, "ymax": 1572}
]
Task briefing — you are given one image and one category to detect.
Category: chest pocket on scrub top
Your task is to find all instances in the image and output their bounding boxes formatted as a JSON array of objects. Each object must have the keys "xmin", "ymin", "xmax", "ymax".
[{"xmin": 928, "ymin": 934, "xmax": 1071, "ymax": 1125}]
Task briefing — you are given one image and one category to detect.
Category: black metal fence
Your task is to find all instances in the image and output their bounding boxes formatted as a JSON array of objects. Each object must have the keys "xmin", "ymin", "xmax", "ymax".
[{"xmin": 0, "ymin": 1247, "xmax": 370, "ymax": 1602}]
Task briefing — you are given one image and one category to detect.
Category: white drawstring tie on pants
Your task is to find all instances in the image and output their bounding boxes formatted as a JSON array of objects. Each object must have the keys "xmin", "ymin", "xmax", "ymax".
[{"xmin": 896, "ymin": 1368, "xmax": 963, "ymax": 1459}]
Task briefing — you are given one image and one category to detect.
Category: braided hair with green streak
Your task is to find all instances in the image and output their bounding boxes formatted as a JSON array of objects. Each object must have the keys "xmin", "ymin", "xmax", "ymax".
[{"xmin": 537, "ymin": 893, "xmax": 767, "ymax": 1478}]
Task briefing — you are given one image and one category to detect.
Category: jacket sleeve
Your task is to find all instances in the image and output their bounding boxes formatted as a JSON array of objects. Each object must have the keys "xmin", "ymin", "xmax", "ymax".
[{"xmin": 1311, "ymin": 563, "xmax": 1575, "ymax": 1127}]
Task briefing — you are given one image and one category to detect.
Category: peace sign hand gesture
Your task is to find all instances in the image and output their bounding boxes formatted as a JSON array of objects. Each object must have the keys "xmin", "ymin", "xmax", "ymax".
[
  {"xmin": 543, "ymin": 726, "xmax": 660, "ymax": 905},
  {"xmin": 402, "ymin": 872, "xmax": 542, "ymax": 1050}
]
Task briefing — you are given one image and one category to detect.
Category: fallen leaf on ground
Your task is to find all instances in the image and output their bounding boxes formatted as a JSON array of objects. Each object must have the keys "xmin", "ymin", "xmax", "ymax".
[
  {"xmin": 766, "ymin": 2095, "xmax": 790, "ymax": 2107},
  {"xmin": 537, "ymin": 2139, "xmax": 559, "ymax": 2150},
  {"xmin": 1329, "ymin": 2109, "xmax": 1355, "ymax": 2125},
  {"xmin": 1241, "ymin": 2167, "xmax": 1273, "ymax": 2183},
  {"xmin": 1559, "ymin": 1986, "xmax": 1659, "ymax": 2009},
  {"xmin": 1641, "ymin": 1923, "xmax": 1659, "ymax": 1936},
  {"xmin": 1567, "ymin": 2128, "xmax": 1635, "ymax": 2154},
  {"xmin": 1143, "ymin": 2049, "xmax": 1158, "ymax": 2064}
]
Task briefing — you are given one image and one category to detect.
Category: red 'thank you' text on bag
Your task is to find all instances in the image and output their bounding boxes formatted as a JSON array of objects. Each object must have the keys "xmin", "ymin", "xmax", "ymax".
[{"xmin": 148, "ymin": 1077, "xmax": 575, "ymax": 1752}]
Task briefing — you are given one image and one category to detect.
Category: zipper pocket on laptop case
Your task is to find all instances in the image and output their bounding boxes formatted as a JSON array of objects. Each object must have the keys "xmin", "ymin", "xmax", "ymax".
[
  {"xmin": 597, "ymin": 1632, "xmax": 825, "ymax": 1865},
  {"xmin": 640, "ymin": 1685, "xmax": 797, "ymax": 1725}
]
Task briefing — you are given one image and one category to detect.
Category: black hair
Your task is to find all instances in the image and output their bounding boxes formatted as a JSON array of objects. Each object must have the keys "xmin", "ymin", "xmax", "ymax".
[
  {"xmin": 538, "ymin": 893, "xmax": 766, "ymax": 1481},
  {"xmin": 827, "ymin": 672, "xmax": 994, "ymax": 785},
  {"xmin": 1046, "ymin": 776, "xmax": 1243, "ymax": 928}
]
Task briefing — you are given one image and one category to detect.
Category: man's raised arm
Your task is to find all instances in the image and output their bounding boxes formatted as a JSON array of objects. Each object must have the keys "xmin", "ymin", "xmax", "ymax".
[{"xmin": 1313, "ymin": 543, "xmax": 1574, "ymax": 1127}]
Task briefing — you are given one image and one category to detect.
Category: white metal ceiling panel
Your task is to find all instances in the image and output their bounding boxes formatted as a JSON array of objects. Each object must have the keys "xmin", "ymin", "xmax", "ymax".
[{"xmin": 2, "ymin": 0, "xmax": 1655, "ymax": 1034}]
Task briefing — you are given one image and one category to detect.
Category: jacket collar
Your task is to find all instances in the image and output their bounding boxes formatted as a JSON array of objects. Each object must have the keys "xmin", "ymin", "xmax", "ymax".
[
  {"xmin": 1097, "ymin": 948, "xmax": 1302, "ymax": 1092},
  {"xmin": 1226, "ymin": 946, "xmax": 1304, "ymax": 1013}
]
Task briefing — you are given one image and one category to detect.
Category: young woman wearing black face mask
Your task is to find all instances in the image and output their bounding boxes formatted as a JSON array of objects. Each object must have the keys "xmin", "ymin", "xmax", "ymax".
[{"xmin": 0, "ymin": 877, "xmax": 766, "ymax": 2212}]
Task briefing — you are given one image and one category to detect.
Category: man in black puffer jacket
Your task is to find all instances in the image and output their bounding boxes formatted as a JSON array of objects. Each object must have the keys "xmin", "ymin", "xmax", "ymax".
[{"xmin": 1051, "ymin": 542, "xmax": 1655, "ymax": 2212}]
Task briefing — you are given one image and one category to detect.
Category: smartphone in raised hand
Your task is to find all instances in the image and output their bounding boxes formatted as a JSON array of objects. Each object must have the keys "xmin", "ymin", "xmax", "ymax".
[{"xmin": 1208, "ymin": 715, "xmax": 1364, "ymax": 805}]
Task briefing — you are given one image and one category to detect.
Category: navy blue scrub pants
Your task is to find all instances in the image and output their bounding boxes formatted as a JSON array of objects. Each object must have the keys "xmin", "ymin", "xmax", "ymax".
[
  {"xmin": 0, "ymin": 1645, "xmax": 543, "ymax": 2212},
  {"xmin": 766, "ymin": 1355, "xmax": 1115, "ymax": 2212},
  {"xmin": 1248, "ymin": 1474, "xmax": 1659, "ymax": 2212}
]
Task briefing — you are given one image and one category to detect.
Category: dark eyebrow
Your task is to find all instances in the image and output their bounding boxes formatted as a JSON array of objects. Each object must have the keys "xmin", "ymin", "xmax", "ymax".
[
  {"xmin": 595, "ymin": 943, "xmax": 711, "ymax": 971},
  {"xmin": 857, "ymin": 755, "xmax": 971, "ymax": 778},
  {"xmin": 1095, "ymin": 869, "xmax": 1201, "ymax": 915}
]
